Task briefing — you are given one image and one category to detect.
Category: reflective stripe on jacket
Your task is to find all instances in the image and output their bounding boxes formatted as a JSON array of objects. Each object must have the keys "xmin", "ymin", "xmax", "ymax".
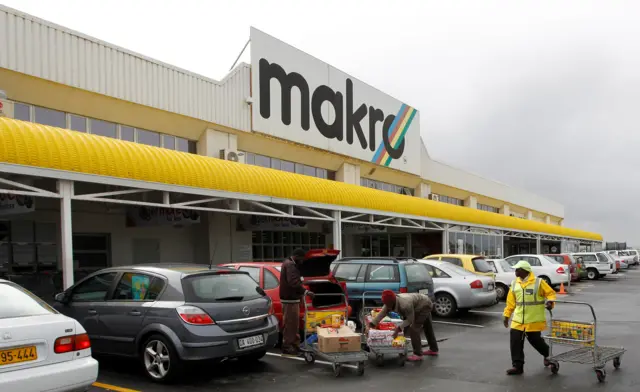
[{"xmin": 503, "ymin": 273, "xmax": 557, "ymax": 332}]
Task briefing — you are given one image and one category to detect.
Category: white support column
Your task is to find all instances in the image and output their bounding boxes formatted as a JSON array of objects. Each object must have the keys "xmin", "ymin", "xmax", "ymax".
[
  {"xmin": 536, "ymin": 235, "xmax": 541, "ymax": 254},
  {"xmin": 442, "ymin": 224, "xmax": 449, "ymax": 253},
  {"xmin": 332, "ymin": 211, "xmax": 342, "ymax": 251},
  {"xmin": 58, "ymin": 180, "xmax": 74, "ymax": 289}
]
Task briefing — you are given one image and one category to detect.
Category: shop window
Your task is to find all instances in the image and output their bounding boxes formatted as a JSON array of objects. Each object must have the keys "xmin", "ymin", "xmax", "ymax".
[
  {"xmin": 360, "ymin": 178, "xmax": 414, "ymax": 196},
  {"xmin": 251, "ymin": 230, "xmax": 325, "ymax": 262},
  {"xmin": 188, "ymin": 141, "xmax": 197, "ymax": 154},
  {"xmin": 281, "ymin": 161, "xmax": 295, "ymax": 173},
  {"xmin": 120, "ymin": 126, "xmax": 135, "ymax": 141},
  {"xmin": 73, "ymin": 234, "xmax": 111, "ymax": 270},
  {"xmin": 176, "ymin": 137, "xmax": 189, "ymax": 152},
  {"xmin": 137, "ymin": 129, "xmax": 160, "ymax": 147},
  {"xmin": 34, "ymin": 106, "xmax": 66, "ymax": 128},
  {"xmin": 90, "ymin": 119, "xmax": 117, "ymax": 138},
  {"xmin": 112, "ymin": 273, "xmax": 164, "ymax": 301},
  {"xmin": 69, "ymin": 114, "xmax": 88, "ymax": 132},
  {"xmin": 14, "ymin": 103, "xmax": 31, "ymax": 121},
  {"xmin": 162, "ymin": 135, "xmax": 176, "ymax": 149},
  {"xmin": 70, "ymin": 272, "xmax": 118, "ymax": 302},
  {"xmin": 478, "ymin": 204, "xmax": 499, "ymax": 213},
  {"xmin": 264, "ymin": 269, "xmax": 279, "ymax": 290}
]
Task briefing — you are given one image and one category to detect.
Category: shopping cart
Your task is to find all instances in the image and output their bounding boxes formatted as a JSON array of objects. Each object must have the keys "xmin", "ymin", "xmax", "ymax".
[
  {"xmin": 301, "ymin": 293, "xmax": 368, "ymax": 377},
  {"xmin": 544, "ymin": 300, "xmax": 626, "ymax": 382},
  {"xmin": 360, "ymin": 292, "xmax": 410, "ymax": 366}
]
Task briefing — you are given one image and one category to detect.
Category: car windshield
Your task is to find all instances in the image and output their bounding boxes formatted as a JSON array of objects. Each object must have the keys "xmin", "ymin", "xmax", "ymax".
[
  {"xmin": 471, "ymin": 258, "xmax": 494, "ymax": 273},
  {"xmin": 543, "ymin": 255, "xmax": 561, "ymax": 264},
  {"xmin": 0, "ymin": 282, "xmax": 58, "ymax": 319},
  {"xmin": 181, "ymin": 272, "xmax": 263, "ymax": 302}
]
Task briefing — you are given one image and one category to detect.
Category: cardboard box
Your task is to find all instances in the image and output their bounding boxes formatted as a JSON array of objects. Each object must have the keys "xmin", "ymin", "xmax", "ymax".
[{"xmin": 316, "ymin": 326, "xmax": 361, "ymax": 353}]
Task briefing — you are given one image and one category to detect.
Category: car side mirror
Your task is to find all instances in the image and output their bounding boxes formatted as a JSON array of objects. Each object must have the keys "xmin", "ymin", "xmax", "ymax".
[{"xmin": 54, "ymin": 292, "xmax": 70, "ymax": 304}]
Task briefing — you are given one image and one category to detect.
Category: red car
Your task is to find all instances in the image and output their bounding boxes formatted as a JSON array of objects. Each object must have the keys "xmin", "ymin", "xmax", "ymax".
[
  {"xmin": 223, "ymin": 249, "xmax": 351, "ymax": 332},
  {"xmin": 545, "ymin": 254, "xmax": 579, "ymax": 282}
]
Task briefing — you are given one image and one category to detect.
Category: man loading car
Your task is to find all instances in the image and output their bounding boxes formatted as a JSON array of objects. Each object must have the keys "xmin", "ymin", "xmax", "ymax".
[
  {"xmin": 280, "ymin": 248, "xmax": 315, "ymax": 356},
  {"xmin": 367, "ymin": 290, "xmax": 439, "ymax": 362}
]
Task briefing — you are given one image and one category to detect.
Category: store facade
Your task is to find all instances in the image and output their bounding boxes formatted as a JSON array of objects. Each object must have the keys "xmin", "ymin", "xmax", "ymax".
[{"xmin": 0, "ymin": 6, "xmax": 602, "ymax": 295}]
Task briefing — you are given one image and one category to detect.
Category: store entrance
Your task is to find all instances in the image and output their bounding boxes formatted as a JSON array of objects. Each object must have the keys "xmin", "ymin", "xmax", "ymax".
[
  {"xmin": 504, "ymin": 236, "xmax": 538, "ymax": 257},
  {"xmin": 353, "ymin": 231, "xmax": 442, "ymax": 258}
]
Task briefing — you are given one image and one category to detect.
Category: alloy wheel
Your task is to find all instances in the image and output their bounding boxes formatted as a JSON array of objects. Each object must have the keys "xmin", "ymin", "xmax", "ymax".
[
  {"xmin": 435, "ymin": 296, "xmax": 452, "ymax": 316},
  {"xmin": 144, "ymin": 340, "xmax": 170, "ymax": 380}
]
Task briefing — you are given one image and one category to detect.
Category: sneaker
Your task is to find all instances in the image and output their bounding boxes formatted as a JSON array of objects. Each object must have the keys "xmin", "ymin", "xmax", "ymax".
[
  {"xmin": 406, "ymin": 355, "xmax": 423, "ymax": 362},
  {"xmin": 423, "ymin": 350, "xmax": 439, "ymax": 356},
  {"xmin": 506, "ymin": 367, "xmax": 524, "ymax": 375}
]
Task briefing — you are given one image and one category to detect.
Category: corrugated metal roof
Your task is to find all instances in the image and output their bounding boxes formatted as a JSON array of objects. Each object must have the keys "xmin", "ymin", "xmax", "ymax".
[
  {"xmin": 0, "ymin": 118, "xmax": 602, "ymax": 241},
  {"xmin": 0, "ymin": 5, "xmax": 251, "ymax": 131}
]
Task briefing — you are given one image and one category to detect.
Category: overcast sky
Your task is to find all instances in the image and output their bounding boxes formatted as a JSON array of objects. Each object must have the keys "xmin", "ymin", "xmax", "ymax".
[{"xmin": 4, "ymin": 0, "xmax": 638, "ymax": 244}]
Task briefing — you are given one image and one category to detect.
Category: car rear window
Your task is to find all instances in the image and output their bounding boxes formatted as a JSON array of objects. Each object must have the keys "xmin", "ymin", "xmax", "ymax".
[
  {"xmin": 596, "ymin": 253, "xmax": 609, "ymax": 263},
  {"xmin": 471, "ymin": 258, "xmax": 493, "ymax": 273},
  {"xmin": 182, "ymin": 273, "xmax": 263, "ymax": 302},
  {"xmin": 0, "ymin": 282, "xmax": 58, "ymax": 319},
  {"xmin": 405, "ymin": 264, "xmax": 431, "ymax": 283}
]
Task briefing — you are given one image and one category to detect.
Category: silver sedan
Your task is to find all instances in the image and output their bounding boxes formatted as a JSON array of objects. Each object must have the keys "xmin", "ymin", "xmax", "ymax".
[{"xmin": 419, "ymin": 259, "xmax": 498, "ymax": 318}]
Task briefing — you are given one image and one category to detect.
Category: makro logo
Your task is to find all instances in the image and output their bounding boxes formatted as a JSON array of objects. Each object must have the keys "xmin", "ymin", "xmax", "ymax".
[{"xmin": 259, "ymin": 59, "xmax": 417, "ymax": 166}]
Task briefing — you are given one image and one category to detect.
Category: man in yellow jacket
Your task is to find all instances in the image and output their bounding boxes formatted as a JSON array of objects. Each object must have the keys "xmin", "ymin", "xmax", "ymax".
[{"xmin": 503, "ymin": 260, "xmax": 557, "ymax": 375}]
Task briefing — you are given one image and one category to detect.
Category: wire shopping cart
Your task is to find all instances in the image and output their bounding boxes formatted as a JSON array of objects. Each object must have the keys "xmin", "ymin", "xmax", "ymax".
[
  {"xmin": 360, "ymin": 292, "xmax": 410, "ymax": 366},
  {"xmin": 544, "ymin": 300, "xmax": 626, "ymax": 382},
  {"xmin": 301, "ymin": 293, "xmax": 368, "ymax": 377}
]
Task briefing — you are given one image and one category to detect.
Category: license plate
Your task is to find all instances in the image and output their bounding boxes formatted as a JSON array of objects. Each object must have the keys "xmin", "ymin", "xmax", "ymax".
[
  {"xmin": 488, "ymin": 283, "xmax": 494, "ymax": 290},
  {"xmin": 0, "ymin": 346, "xmax": 37, "ymax": 366},
  {"xmin": 419, "ymin": 289, "xmax": 430, "ymax": 295},
  {"xmin": 238, "ymin": 335, "xmax": 264, "ymax": 349}
]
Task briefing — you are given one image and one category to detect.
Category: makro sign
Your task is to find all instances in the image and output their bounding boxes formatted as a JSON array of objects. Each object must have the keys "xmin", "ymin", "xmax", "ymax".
[{"xmin": 250, "ymin": 28, "xmax": 420, "ymax": 175}]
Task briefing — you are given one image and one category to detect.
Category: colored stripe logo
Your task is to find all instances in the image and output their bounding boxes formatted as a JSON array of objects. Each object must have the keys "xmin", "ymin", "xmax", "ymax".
[{"xmin": 371, "ymin": 104, "xmax": 417, "ymax": 166}]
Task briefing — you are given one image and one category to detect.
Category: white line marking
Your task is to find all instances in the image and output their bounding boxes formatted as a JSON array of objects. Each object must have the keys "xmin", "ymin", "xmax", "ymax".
[
  {"xmin": 266, "ymin": 351, "xmax": 357, "ymax": 369},
  {"xmin": 433, "ymin": 320, "xmax": 484, "ymax": 328},
  {"xmin": 469, "ymin": 310, "xmax": 503, "ymax": 315}
]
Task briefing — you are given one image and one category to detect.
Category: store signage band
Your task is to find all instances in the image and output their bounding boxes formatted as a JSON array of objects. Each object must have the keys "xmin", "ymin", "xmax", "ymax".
[{"xmin": 250, "ymin": 28, "xmax": 421, "ymax": 175}]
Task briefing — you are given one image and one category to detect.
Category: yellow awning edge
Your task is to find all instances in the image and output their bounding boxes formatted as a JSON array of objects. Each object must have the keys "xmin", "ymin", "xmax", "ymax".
[{"xmin": 0, "ymin": 118, "xmax": 602, "ymax": 241}]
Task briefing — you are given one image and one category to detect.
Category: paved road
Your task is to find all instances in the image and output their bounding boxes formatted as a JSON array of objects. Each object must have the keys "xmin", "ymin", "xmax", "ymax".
[{"xmin": 91, "ymin": 269, "xmax": 640, "ymax": 392}]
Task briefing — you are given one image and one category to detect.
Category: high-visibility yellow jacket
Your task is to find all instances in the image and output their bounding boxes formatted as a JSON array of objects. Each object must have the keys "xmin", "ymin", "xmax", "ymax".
[{"xmin": 503, "ymin": 273, "xmax": 557, "ymax": 332}]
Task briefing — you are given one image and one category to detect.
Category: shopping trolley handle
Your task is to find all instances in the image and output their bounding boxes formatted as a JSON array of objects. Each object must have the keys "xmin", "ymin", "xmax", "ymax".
[{"xmin": 545, "ymin": 299, "xmax": 597, "ymax": 322}]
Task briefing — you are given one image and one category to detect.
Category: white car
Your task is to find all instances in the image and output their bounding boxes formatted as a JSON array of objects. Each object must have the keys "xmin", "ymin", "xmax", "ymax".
[
  {"xmin": 606, "ymin": 252, "xmax": 627, "ymax": 272},
  {"xmin": 0, "ymin": 279, "xmax": 98, "ymax": 392},
  {"xmin": 485, "ymin": 259, "xmax": 515, "ymax": 300},
  {"xmin": 572, "ymin": 252, "xmax": 614, "ymax": 280},
  {"xmin": 624, "ymin": 249, "xmax": 639, "ymax": 266},
  {"xmin": 504, "ymin": 254, "xmax": 570, "ymax": 287},
  {"xmin": 607, "ymin": 250, "xmax": 632, "ymax": 269}
]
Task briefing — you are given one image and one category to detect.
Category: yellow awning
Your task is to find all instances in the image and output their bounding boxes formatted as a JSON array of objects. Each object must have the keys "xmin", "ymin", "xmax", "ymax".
[{"xmin": 0, "ymin": 118, "xmax": 602, "ymax": 241}]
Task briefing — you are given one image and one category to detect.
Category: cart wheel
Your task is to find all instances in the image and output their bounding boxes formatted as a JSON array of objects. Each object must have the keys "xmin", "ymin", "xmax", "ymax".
[
  {"xmin": 550, "ymin": 362, "xmax": 559, "ymax": 375},
  {"xmin": 398, "ymin": 354, "xmax": 406, "ymax": 367},
  {"xmin": 356, "ymin": 361, "xmax": 365, "ymax": 376},
  {"xmin": 375, "ymin": 354, "xmax": 384, "ymax": 366},
  {"xmin": 304, "ymin": 352, "xmax": 315, "ymax": 364},
  {"xmin": 596, "ymin": 368, "xmax": 606, "ymax": 382},
  {"xmin": 332, "ymin": 363, "xmax": 341, "ymax": 377},
  {"xmin": 613, "ymin": 357, "xmax": 621, "ymax": 369}
]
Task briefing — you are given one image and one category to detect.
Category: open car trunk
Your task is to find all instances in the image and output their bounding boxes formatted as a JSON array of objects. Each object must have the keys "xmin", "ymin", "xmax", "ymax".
[
  {"xmin": 304, "ymin": 280, "xmax": 345, "ymax": 308},
  {"xmin": 299, "ymin": 249, "xmax": 345, "ymax": 309}
]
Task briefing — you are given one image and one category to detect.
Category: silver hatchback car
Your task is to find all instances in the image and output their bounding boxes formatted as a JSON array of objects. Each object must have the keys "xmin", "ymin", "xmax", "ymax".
[{"xmin": 53, "ymin": 264, "xmax": 279, "ymax": 382}]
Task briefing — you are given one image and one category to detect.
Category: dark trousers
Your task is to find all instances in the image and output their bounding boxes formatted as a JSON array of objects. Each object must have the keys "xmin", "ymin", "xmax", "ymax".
[
  {"xmin": 510, "ymin": 329, "xmax": 549, "ymax": 368},
  {"xmin": 282, "ymin": 302, "xmax": 300, "ymax": 353},
  {"xmin": 409, "ymin": 309, "xmax": 439, "ymax": 355}
]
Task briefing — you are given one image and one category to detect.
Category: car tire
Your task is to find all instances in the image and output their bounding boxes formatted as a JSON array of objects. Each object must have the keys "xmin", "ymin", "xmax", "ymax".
[
  {"xmin": 239, "ymin": 350, "xmax": 267, "ymax": 362},
  {"xmin": 141, "ymin": 334, "xmax": 183, "ymax": 383},
  {"xmin": 495, "ymin": 284, "xmax": 508, "ymax": 300},
  {"xmin": 434, "ymin": 293, "xmax": 457, "ymax": 318},
  {"xmin": 587, "ymin": 269, "xmax": 599, "ymax": 280}
]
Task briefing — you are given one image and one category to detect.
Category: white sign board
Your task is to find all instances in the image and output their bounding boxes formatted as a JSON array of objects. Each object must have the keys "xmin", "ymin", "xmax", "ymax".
[
  {"xmin": 237, "ymin": 215, "xmax": 309, "ymax": 231},
  {"xmin": 250, "ymin": 28, "xmax": 421, "ymax": 175},
  {"xmin": 126, "ymin": 207, "xmax": 200, "ymax": 227}
]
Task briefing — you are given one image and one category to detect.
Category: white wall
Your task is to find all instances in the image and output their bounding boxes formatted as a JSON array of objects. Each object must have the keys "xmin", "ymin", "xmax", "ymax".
[{"xmin": 419, "ymin": 143, "xmax": 565, "ymax": 218}]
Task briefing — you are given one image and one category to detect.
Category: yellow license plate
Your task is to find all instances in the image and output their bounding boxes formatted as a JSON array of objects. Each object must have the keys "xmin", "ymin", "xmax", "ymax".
[{"xmin": 0, "ymin": 346, "xmax": 38, "ymax": 366}]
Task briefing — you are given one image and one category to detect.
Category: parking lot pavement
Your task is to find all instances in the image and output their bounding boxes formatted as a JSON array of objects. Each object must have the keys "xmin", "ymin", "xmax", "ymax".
[{"xmin": 93, "ymin": 269, "xmax": 640, "ymax": 392}]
